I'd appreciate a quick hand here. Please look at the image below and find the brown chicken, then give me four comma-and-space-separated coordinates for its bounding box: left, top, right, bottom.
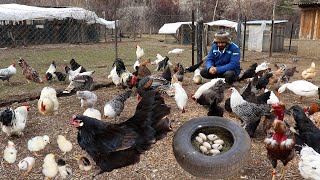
136, 59, 151, 80
268, 67, 284, 89
18, 58, 43, 84
173, 63, 184, 82
264, 103, 295, 180
263, 103, 285, 136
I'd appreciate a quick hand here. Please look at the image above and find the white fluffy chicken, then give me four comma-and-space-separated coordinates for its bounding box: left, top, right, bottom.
108, 66, 121, 86
3, 141, 17, 164
172, 76, 188, 113
57, 135, 73, 155
76, 90, 97, 108
0, 104, 29, 137
168, 48, 184, 55
42, 154, 59, 180
298, 145, 320, 180
134, 45, 144, 71
38, 87, 59, 115
192, 78, 225, 100
18, 157, 35, 179
57, 159, 72, 179
83, 108, 102, 120
28, 135, 50, 157
0, 63, 16, 85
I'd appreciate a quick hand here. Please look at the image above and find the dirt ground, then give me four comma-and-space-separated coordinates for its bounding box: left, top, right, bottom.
0, 38, 317, 180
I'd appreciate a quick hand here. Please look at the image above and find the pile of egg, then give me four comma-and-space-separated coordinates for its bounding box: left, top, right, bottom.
194, 133, 225, 156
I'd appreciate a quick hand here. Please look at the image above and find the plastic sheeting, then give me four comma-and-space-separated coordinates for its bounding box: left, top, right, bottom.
158, 22, 193, 34
205, 20, 243, 32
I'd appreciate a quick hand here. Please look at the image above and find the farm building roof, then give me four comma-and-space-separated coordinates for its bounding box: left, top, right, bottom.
294, 2, 320, 8
158, 22, 194, 34
0, 3, 116, 28
246, 20, 288, 25
205, 20, 242, 31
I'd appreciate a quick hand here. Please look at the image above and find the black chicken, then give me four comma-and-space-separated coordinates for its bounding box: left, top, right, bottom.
70, 58, 86, 73
71, 91, 172, 177
237, 63, 258, 82
162, 67, 172, 82
156, 56, 170, 71
207, 98, 224, 117
54, 71, 67, 81
289, 105, 320, 153
185, 60, 203, 73
256, 73, 273, 91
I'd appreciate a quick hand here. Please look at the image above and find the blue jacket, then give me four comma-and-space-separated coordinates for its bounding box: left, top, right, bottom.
206, 42, 241, 75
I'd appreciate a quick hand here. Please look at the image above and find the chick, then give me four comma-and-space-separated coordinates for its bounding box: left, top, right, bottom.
42, 154, 58, 180
74, 155, 92, 172
18, 157, 35, 179
3, 141, 17, 164
57, 159, 72, 179
57, 135, 73, 155
27, 135, 50, 157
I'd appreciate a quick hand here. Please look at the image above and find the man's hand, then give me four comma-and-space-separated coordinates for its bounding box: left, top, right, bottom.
209, 67, 217, 74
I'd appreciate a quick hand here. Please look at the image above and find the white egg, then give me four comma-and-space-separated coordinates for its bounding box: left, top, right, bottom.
207, 134, 219, 141
202, 142, 211, 150
198, 133, 207, 141
212, 144, 223, 150
214, 139, 224, 145
199, 146, 208, 153
195, 136, 203, 144
209, 149, 221, 156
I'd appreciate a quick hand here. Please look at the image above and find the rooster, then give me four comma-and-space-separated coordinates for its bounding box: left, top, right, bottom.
18, 58, 43, 84
103, 90, 132, 120
71, 90, 172, 177
0, 104, 29, 137
0, 63, 16, 85
264, 104, 295, 180
38, 87, 59, 115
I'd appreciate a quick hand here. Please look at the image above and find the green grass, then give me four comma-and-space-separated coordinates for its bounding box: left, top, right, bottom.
0, 35, 193, 100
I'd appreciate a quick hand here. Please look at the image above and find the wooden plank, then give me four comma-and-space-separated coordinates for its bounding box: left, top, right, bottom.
299, 10, 305, 39
309, 10, 316, 39
315, 10, 320, 40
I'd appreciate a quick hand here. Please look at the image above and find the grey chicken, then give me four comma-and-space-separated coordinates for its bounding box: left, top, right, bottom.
0, 64, 16, 85
173, 63, 184, 82
76, 91, 97, 108
103, 90, 132, 120
137, 76, 173, 100
63, 75, 94, 94
196, 79, 225, 106
281, 67, 298, 83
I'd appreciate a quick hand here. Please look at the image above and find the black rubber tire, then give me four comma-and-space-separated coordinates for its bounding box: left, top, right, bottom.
172, 116, 251, 179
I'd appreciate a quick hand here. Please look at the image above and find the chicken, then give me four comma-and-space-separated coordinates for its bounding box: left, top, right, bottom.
268, 65, 285, 88
65, 65, 81, 81
42, 154, 59, 180
137, 76, 173, 100
263, 103, 286, 136
57, 135, 73, 155
112, 58, 136, 88
0, 63, 16, 85
237, 63, 257, 82
74, 155, 92, 172
253, 73, 273, 93
53, 71, 67, 81
173, 63, 184, 82
185, 59, 205, 73
298, 145, 320, 180
70, 58, 86, 73
264, 116, 295, 180
18, 157, 35, 179
136, 45, 144, 60
63, 75, 94, 94
156, 56, 170, 71
172, 78, 188, 113
83, 108, 102, 120
230, 87, 271, 137
45, 61, 57, 81
27, 135, 50, 157
135, 59, 151, 80
192, 78, 225, 100
151, 53, 164, 65
168, 48, 184, 55
18, 58, 43, 84
196, 79, 225, 106
301, 62, 316, 80
57, 159, 72, 179
76, 90, 97, 108
255, 61, 270, 75
103, 90, 132, 120
38, 87, 59, 115
305, 102, 320, 116
162, 66, 172, 82
71, 90, 172, 177
265, 89, 279, 105
207, 98, 224, 117
0, 104, 29, 137
281, 66, 298, 83
108, 66, 121, 86
193, 68, 204, 84
3, 141, 17, 164
289, 105, 320, 153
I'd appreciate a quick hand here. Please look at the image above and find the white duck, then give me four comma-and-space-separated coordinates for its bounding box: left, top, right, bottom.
298, 145, 320, 180
278, 80, 319, 99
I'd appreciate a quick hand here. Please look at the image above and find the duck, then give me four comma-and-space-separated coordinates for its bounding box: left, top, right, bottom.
278, 80, 319, 100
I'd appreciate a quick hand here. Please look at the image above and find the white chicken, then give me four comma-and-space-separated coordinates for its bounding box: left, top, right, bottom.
42, 154, 59, 179
298, 145, 320, 180
0, 64, 16, 85
38, 87, 59, 115
57, 135, 73, 155
168, 48, 184, 55
76, 90, 97, 108
3, 141, 17, 164
152, 54, 165, 65
57, 159, 72, 179
192, 78, 225, 100
265, 89, 279, 105
255, 61, 270, 73
83, 108, 102, 120
27, 135, 50, 157
45, 61, 57, 81
0, 104, 29, 137
193, 68, 204, 84
172, 81, 188, 113
134, 45, 144, 71
301, 62, 317, 80
108, 66, 121, 86
18, 157, 35, 179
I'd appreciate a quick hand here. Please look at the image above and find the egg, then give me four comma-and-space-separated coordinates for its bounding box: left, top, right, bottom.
199, 146, 208, 153
212, 144, 223, 150
198, 133, 207, 141
209, 149, 221, 156
202, 142, 211, 149
214, 139, 224, 145
207, 134, 219, 141
195, 136, 203, 144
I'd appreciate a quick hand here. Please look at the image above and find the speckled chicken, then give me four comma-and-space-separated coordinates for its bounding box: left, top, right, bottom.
103, 90, 132, 120
137, 76, 173, 100
196, 79, 225, 106
18, 58, 43, 84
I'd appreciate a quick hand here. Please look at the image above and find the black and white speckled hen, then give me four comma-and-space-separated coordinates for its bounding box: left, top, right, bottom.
71, 90, 171, 178
230, 87, 271, 137
103, 90, 132, 120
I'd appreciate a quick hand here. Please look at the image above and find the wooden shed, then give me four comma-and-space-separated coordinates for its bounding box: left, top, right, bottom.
295, 2, 320, 57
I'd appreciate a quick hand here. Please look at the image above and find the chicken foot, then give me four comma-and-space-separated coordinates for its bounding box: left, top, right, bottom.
271, 168, 277, 180
33, 152, 42, 157
280, 165, 287, 179
17, 165, 33, 180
